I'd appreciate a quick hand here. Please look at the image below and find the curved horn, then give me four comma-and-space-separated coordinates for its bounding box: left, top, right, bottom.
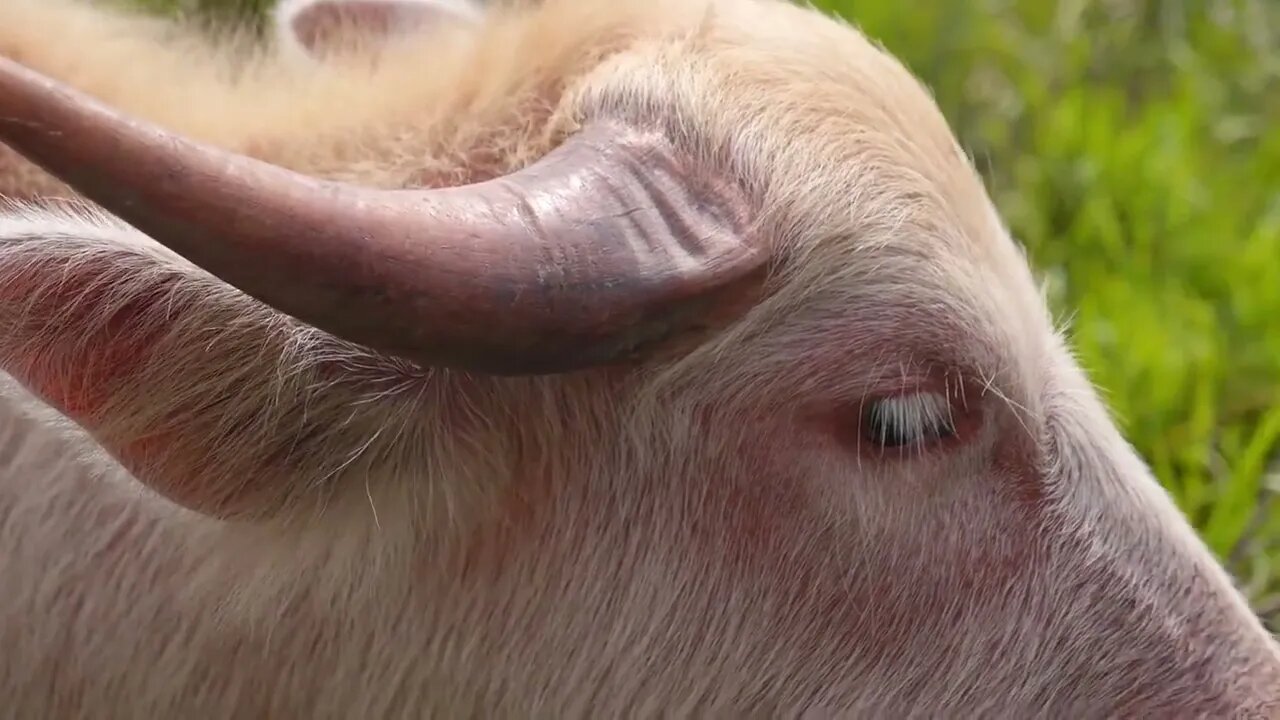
0, 57, 764, 375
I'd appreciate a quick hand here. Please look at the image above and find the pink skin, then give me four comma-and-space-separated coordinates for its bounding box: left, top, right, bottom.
0, 261, 166, 440
279, 0, 481, 58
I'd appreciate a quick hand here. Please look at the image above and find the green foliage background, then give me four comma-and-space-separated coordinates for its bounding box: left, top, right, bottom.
127, 0, 1280, 626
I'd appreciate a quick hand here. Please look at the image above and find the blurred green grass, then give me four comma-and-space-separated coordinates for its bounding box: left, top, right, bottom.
131, 0, 1280, 625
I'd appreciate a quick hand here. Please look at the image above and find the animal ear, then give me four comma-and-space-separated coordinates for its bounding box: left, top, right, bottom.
275, 0, 483, 59
0, 209, 393, 522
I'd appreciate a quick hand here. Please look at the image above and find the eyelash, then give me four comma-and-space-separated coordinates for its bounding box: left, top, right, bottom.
860, 391, 956, 450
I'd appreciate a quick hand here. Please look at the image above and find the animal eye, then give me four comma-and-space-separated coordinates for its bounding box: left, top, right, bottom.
861, 392, 955, 450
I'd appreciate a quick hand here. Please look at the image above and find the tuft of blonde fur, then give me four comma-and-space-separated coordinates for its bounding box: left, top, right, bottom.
0, 0, 1277, 716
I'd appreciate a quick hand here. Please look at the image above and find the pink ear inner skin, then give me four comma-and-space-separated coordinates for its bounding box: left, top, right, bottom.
289, 1, 470, 54
291, 2, 399, 50
1, 263, 273, 517
1, 258, 399, 518
0, 261, 175, 473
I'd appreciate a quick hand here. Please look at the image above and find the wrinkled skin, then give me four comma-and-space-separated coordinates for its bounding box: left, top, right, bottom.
0, 0, 1277, 716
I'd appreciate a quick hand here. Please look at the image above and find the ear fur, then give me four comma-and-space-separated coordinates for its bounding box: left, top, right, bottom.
0, 207, 397, 522
274, 0, 484, 60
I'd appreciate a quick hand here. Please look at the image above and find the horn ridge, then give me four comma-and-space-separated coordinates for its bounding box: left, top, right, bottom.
0, 56, 764, 375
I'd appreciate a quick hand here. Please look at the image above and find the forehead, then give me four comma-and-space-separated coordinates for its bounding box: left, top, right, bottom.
664, 2, 1055, 388
680, 3, 1011, 254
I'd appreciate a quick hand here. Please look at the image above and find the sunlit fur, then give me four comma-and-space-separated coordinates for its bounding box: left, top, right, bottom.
1, 0, 1278, 715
